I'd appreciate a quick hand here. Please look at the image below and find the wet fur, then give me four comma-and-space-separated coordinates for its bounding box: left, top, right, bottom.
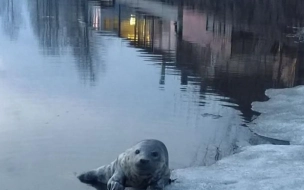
78, 139, 171, 190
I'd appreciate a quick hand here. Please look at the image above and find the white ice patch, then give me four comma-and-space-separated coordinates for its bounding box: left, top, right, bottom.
166, 86, 304, 190
248, 85, 304, 144
168, 145, 304, 190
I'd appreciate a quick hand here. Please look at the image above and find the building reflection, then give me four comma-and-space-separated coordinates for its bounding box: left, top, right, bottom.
86, 2, 176, 54
84, 0, 304, 122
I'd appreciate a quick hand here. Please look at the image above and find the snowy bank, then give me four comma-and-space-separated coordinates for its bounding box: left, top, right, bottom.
168, 145, 304, 190
167, 86, 304, 190
248, 85, 304, 144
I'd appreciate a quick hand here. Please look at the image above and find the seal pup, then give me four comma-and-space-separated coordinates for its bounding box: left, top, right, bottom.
78, 139, 171, 190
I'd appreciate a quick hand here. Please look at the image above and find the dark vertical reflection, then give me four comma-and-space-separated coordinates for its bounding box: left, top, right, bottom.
27, 0, 63, 55
63, 0, 105, 85
0, 0, 23, 40
26, 0, 105, 85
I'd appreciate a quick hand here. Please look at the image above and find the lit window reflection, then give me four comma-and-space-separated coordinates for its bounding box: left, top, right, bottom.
91, 6, 101, 29
130, 14, 136, 25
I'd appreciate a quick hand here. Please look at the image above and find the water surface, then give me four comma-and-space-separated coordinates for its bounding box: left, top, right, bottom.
0, 0, 303, 189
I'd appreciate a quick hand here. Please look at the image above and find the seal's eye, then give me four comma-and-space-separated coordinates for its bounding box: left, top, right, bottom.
135, 150, 140, 154
151, 151, 158, 157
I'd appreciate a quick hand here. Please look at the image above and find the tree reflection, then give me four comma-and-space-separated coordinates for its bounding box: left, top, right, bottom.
27, 0, 105, 85
27, 0, 64, 55
0, 0, 23, 40
22, 0, 304, 116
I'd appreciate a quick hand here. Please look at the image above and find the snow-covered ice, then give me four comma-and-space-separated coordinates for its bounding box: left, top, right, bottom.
168, 85, 304, 190
248, 85, 304, 144
168, 145, 304, 190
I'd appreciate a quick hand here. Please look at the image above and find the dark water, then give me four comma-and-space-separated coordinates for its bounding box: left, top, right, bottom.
0, 0, 303, 189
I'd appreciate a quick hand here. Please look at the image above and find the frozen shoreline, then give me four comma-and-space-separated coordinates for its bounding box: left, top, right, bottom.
168, 85, 304, 190
249, 86, 304, 145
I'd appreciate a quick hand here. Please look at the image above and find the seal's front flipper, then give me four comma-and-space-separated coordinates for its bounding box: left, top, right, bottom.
107, 171, 125, 190
147, 178, 167, 190
78, 170, 99, 184
107, 180, 124, 190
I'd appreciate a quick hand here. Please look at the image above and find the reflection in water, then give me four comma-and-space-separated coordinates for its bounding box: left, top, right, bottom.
0, 0, 303, 189
27, 0, 67, 55
0, 0, 23, 40
27, 0, 106, 84
84, 0, 304, 121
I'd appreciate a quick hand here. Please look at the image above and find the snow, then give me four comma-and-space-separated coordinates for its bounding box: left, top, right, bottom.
168, 145, 304, 190
248, 86, 304, 145
167, 85, 304, 190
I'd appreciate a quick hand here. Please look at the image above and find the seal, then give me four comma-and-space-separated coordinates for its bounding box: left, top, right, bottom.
77, 139, 171, 190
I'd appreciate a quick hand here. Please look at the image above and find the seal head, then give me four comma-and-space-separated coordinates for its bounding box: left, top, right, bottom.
127, 139, 168, 175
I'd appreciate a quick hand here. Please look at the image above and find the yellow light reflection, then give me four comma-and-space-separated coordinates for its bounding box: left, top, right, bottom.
130, 15, 136, 25
120, 16, 152, 45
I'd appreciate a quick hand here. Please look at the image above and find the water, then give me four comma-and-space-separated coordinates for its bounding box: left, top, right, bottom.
0, 0, 303, 189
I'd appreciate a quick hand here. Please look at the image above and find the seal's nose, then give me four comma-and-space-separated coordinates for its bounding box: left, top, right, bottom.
140, 159, 150, 164
77, 173, 86, 182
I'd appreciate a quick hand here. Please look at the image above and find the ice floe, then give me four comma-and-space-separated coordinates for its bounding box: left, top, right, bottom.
248, 86, 304, 144
168, 145, 304, 190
